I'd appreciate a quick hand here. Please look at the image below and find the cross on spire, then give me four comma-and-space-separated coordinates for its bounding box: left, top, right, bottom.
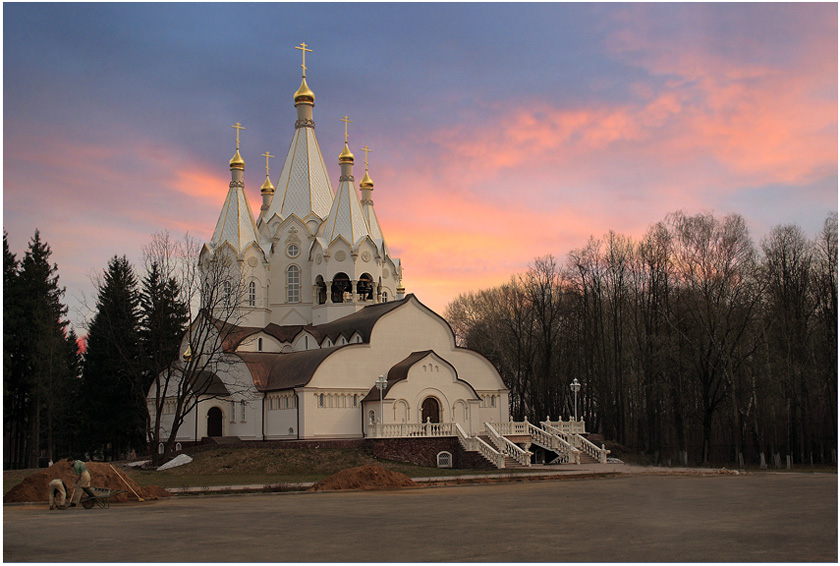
361, 145, 373, 170
340, 116, 352, 142
261, 151, 274, 176
295, 42, 312, 77
231, 122, 245, 149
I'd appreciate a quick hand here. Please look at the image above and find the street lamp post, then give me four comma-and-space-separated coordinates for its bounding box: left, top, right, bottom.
375, 374, 387, 433
570, 378, 581, 422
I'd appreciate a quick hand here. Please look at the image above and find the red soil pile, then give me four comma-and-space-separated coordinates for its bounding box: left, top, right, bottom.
309, 464, 416, 491
4, 460, 171, 504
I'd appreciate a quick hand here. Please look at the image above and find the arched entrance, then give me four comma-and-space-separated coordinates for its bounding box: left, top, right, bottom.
421, 397, 441, 424
207, 407, 223, 437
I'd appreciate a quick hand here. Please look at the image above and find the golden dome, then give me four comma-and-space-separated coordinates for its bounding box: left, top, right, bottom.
360, 170, 374, 189
294, 77, 315, 105
339, 142, 354, 163
260, 176, 275, 194
229, 149, 245, 171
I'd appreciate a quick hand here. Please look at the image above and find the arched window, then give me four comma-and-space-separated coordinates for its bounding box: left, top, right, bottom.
319, 393, 324, 407
258, 337, 263, 351
382, 291, 388, 303
358, 273, 374, 301
287, 265, 300, 303
223, 280, 231, 304
248, 281, 256, 307
353, 394, 358, 407
331, 272, 351, 303
315, 275, 327, 305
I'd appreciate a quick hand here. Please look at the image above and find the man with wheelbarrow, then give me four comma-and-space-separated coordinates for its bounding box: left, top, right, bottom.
66, 457, 93, 508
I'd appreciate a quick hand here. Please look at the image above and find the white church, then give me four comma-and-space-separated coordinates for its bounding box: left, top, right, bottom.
148, 45, 606, 468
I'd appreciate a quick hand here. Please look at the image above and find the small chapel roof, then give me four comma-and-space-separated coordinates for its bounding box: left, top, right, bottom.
360, 350, 480, 403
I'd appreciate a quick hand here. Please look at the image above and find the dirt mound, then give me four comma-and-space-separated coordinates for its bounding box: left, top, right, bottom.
309, 464, 417, 491
4, 460, 171, 504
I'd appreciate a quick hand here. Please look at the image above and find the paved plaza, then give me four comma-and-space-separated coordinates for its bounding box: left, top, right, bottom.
4, 472, 836, 562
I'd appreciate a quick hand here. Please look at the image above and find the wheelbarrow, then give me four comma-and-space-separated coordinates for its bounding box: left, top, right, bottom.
79, 486, 127, 509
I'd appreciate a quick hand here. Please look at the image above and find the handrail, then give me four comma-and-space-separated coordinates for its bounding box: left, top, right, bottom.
541, 418, 586, 435
485, 423, 532, 467
373, 420, 454, 438
541, 422, 579, 448
456, 423, 504, 468
527, 422, 581, 464
576, 434, 610, 464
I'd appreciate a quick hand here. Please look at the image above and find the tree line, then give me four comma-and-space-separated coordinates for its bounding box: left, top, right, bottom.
4, 230, 189, 468
446, 211, 837, 466
5, 230, 253, 469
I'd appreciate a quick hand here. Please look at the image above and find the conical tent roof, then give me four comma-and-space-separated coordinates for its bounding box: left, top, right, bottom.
210, 182, 261, 254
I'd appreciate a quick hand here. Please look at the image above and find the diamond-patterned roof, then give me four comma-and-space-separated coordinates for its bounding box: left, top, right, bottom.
266, 127, 334, 222
363, 203, 387, 256
322, 178, 370, 249
210, 182, 261, 255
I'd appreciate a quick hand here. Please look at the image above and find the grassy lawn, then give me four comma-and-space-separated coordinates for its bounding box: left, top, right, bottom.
4, 444, 516, 494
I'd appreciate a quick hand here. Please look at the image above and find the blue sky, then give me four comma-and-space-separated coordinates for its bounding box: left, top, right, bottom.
4, 3, 837, 331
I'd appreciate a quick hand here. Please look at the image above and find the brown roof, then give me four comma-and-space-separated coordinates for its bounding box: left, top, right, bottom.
188, 370, 230, 397
223, 295, 412, 352
239, 347, 342, 392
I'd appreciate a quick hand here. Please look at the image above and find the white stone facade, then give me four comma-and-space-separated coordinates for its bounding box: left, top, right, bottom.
148, 57, 509, 445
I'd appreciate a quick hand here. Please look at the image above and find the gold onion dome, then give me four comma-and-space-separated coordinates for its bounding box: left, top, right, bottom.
360, 170, 374, 189
229, 149, 245, 171
339, 142, 354, 163
294, 77, 315, 104
260, 176, 275, 194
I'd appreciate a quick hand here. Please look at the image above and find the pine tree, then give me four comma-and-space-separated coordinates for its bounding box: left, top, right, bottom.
4, 230, 75, 468
82, 255, 143, 460
139, 262, 189, 389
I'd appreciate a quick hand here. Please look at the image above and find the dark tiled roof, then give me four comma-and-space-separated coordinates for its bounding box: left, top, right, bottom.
361, 350, 433, 402
239, 347, 342, 391
223, 295, 414, 352
189, 370, 230, 396
311, 297, 408, 344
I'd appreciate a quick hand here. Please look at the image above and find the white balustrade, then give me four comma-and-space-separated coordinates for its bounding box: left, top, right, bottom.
371, 420, 455, 438
541, 417, 587, 435
456, 423, 505, 468
577, 434, 610, 464
485, 423, 532, 467
527, 421, 581, 464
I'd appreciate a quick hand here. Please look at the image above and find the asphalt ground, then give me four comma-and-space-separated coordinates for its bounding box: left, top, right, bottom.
4, 472, 836, 562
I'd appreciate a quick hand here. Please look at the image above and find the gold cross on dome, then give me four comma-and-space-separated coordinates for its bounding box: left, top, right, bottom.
231, 122, 245, 149
261, 151, 274, 176
340, 116, 352, 142
295, 42, 312, 77
361, 145, 373, 169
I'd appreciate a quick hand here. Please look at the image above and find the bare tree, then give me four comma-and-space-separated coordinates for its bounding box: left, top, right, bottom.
144, 233, 254, 465
667, 211, 762, 464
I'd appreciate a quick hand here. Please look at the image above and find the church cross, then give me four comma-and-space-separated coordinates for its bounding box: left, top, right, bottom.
340, 116, 352, 142
361, 145, 373, 169
261, 151, 274, 176
231, 122, 245, 149
295, 42, 313, 77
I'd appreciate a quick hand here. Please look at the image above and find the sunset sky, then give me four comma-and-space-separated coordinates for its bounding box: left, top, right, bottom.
4, 3, 837, 334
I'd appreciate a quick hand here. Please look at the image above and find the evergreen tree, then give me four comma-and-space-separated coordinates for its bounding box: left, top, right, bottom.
82, 255, 143, 460
4, 230, 75, 468
140, 262, 189, 389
